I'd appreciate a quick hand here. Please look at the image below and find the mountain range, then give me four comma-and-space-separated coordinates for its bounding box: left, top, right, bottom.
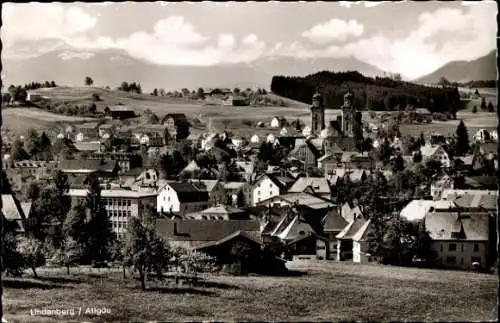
2, 46, 496, 92
416, 50, 497, 84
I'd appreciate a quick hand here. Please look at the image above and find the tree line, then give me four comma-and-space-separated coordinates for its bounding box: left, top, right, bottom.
270, 71, 463, 115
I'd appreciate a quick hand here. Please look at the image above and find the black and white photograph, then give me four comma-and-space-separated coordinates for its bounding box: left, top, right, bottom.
0, 1, 498, 322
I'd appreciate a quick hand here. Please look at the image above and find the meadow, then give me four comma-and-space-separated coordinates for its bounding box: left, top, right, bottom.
2, 260, 498, 322
3, 86, 497, 139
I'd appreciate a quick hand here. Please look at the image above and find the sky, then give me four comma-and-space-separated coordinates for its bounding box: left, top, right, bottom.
1, 1, 497, 79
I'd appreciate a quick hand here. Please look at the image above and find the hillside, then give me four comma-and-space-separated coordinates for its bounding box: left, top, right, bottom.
271, 71, 462, 114
416, 51, 497, 84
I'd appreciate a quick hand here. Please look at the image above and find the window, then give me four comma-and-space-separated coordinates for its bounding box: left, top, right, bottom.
461, 244, 464, 252
474, 243, 479, 252
446, 256, 456, 264
163, 196, 166, 201
128, 200, 131, 207
127, 211, 131, 217
448, 243, 456, 251
270, 183, 273, 188
258, 191, 261, 196
317, 245, 326, 250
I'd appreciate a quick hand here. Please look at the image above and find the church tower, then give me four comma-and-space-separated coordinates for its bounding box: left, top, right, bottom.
341, 89, 361, 137
311, 91, 325, 136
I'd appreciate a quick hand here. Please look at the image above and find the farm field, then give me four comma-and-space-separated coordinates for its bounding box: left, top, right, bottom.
3, 260, 497, 322
4, 86, 497, 139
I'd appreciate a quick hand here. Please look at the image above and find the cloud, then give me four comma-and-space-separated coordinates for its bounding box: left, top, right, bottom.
282, 4, 497, 79
1, 3, 97, 48
302, 19, 364, 44
339, 1, 387, 8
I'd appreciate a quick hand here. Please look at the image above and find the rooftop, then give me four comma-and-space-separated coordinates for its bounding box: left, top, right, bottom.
425, 212, 489, 241
68, 189, 157, 198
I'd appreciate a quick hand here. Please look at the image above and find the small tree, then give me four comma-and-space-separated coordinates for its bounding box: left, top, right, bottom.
480, 97, 487, 111
152, 88, 158, 96
123, 217, 170, 290
92, 93, 101, 101
487, 101, 495, 112
55, 237, 85, 275
455, 119, 470, 156
17, 236, 45, 278
2, 232, 25, 277
85, 76, 94, 87
236, 190, 245, 208
472, 105, 478, 113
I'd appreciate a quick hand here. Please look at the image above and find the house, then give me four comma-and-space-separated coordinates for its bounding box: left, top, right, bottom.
223, 182, 252, 207
287, 232, 327, 260
156, 182, 211, 215
352, 219, 381, 264
420, 144, 451, 167
26, 92, 42, 102
231, 95, 249, 106
270, 116, 286, 128
77, 122, 100, 139
317, 209, 349, 260
106, 106, 136, 120
190, 179, 227, 204
154, 218, 260, 249
425, 211, 491, 270
186, 204, 249, 220
288, 177, 332, 199
162, 113, 190, 141
430, 175, 455, 200
250, 134, 260, 143
67, 188, 157, 240
251, 174, 287, 206
59, 159, 120, 178
473, 129, 496, 143
399, 199, 457, 222
89, 151, 142, 173
335, 215, 367, 261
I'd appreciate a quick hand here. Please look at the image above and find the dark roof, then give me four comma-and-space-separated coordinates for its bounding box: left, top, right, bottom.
336, 217, 367, 239
454, 193, 497, 210
463, 176, 498, 190
155, 219, 260, 243
323, 209, 348, 232
194, 230, 262, 250
167, 182, 209, 202
60, 159, 117, 172
425, 212, 489, 241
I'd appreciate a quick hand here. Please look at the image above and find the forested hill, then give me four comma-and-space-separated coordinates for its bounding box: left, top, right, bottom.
270, 71, 462, 114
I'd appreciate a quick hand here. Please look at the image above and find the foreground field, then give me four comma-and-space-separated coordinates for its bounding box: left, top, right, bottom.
3, 261, 497, 322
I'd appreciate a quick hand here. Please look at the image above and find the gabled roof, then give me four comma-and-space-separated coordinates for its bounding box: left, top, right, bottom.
155, 219, 260, 244
454, 193, 497, 210
74, 142, 104, 152
323, 209, 349, 232
336, 217, 367, 240
194, 230, 262, 250
191, 179, 220, 193
165, 182, 210, 202
289, 177, 331, 195
425, 212, 489, 241
78, 122, 99, 129
276, 215, 314, 241
400, 200, 456, 222
352, 219, 376, 242
420, 144, 443, 158
2, 194, 26, 220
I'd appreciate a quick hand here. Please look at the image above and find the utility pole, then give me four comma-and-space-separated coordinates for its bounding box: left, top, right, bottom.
1, 95, 4, 322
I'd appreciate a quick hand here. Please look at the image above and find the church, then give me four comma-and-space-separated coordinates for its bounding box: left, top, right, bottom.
310, 89, 363, 155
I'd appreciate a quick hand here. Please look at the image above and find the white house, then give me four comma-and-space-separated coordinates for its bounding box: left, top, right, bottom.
302, 126, 312, 137
251, 174, 285, 206
473, 129, 497, 143
266, 134, 277, 144
270, 117, 281, 128
352, 219, 381, 264
250, 134, 260, 143
157, 182, 212, 215
420, 144, 451, 168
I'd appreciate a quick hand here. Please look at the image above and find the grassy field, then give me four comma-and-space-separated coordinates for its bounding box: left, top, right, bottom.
3, 260, 497, 322
4, 86, 497, 139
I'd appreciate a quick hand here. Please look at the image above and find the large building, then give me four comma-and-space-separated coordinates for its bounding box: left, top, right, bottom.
67, 189, 157, 240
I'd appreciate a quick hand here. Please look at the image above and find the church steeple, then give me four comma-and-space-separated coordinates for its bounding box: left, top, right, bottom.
311, 90, 325, 136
